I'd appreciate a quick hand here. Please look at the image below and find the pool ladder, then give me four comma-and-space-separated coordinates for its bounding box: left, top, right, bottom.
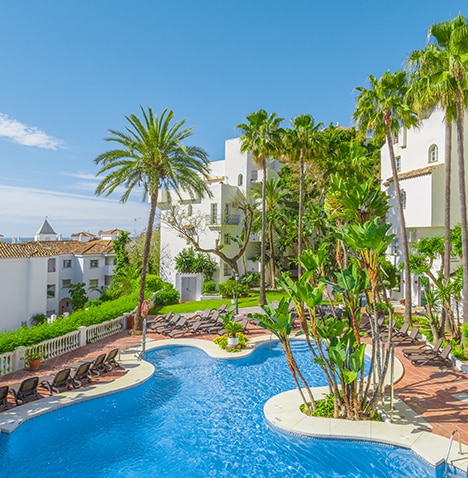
443, 430, 464, 477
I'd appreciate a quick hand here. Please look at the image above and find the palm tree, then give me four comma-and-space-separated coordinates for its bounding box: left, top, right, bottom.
237, 110, 284, 305
407, 41, 459, 333
95, 107, 211, 330
423, 15, 468, 322
354, 71, 418, 325
282, 114, 324, 277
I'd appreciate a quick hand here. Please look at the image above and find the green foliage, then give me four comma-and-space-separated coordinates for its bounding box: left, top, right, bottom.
112, 231, 130, 275
152, 284, 179, 306
241, 272, 260, 287
222, 312, 245, 337
145, 275, 165, 293
213, 332, 248, 352
174, 247, 217, 280
203, 280, 217, 295
29, 313, 47, 327
462, 323, 468, 349
302, 394, 335, 418
218, 279, 249, 299
0, 294, 138, 354
69, 282, 88, 310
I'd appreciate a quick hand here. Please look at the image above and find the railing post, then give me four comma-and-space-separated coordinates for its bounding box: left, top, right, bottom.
123, 313, 129, 330
15, 346, 26, 372
78, 326, 87, 347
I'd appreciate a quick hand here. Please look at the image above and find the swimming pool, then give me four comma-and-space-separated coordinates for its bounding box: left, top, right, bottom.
0, 341, 439, 477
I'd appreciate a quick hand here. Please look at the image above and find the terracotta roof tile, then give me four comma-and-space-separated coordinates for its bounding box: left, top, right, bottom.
0, 242, 52, 258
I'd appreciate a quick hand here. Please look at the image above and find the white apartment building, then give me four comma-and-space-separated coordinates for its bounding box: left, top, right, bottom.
159, 137, 281, 291
0, 220, 117, 331
381, 107, 466, 305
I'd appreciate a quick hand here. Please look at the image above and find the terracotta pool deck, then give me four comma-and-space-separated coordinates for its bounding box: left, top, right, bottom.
0, 318, 467, 450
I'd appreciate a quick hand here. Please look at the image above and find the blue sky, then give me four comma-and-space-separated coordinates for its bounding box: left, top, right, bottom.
0, 0, 466, 237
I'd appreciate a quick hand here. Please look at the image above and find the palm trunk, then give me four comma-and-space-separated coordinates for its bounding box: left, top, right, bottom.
268, 220, 275, 287
135, 191, 158, 331
456, 97, 468, 325
384, 117, 412, 325
297, 148, 304, 277
260, 159, 267, 305
441, 119, 452, 336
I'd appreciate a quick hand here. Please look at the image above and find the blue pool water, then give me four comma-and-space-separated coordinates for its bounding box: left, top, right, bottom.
0, 341, 440, 477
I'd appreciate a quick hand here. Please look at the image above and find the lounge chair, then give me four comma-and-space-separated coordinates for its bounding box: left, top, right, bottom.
71, 361, 92, 388
0, 385, 9, 409
40, 368, 73, 395
379, 323, 410, 340
403, 338, 443, 358
168, 319, 204, 338
10, 377, 39, 405
89, 353, 112, 376
105, 348, 121, 369
391, 326, 420, 346
410, 344, 453, 367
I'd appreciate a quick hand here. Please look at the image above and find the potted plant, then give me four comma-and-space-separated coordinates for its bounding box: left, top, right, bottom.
24, 347, 45, 371
222, 314, 244, 346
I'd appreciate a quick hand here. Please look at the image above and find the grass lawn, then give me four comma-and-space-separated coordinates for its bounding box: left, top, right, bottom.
152, 290, 287, 315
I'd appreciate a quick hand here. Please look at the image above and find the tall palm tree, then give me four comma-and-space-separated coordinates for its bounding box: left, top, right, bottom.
95, 107, 211, 330
237, 109, 284, 305
423, 15, 468, 322
354, 71, 418, 325
407, 41, 459, 333
282, 114, 324, 277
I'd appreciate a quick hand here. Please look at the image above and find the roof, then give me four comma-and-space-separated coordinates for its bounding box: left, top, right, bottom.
70, 231, 96, 237
22, 239, 115, 256
99, 229, 122, 235
383, 163, 443, 185
35, 218, 56, 235
0, 242, 52, 259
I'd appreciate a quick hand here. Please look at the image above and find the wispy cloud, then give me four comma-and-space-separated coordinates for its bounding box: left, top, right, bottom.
0, 185, 149, 237
0, 113, 63, 150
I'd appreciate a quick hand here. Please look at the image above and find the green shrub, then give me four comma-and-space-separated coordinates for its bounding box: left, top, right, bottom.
213, 332, 248, 352
0, 293, 138, 354
145, 275, 165, 293
29, 313, 48, 327
153, 284, 179, 306
218, 280, 249, 299
241, 272, 260, 287
203, 280, 217, 295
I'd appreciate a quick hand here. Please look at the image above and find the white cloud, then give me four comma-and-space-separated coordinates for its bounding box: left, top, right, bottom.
0, 185, 150, 237
0, 113, 63, 150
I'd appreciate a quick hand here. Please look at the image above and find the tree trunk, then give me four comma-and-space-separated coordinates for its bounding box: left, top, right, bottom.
441, 119, 452, 336
384, 117, 412, 325
297, 148, 304, 277
135, 191, 158, 331
268, 220, 276, 287
456, 97, 468, 324
260, 159, 267, 305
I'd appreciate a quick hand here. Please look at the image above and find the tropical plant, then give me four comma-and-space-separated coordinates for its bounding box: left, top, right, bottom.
282, 114, 324, 276
237, 109, 284, 304
95, 107, 212, 331
175, 247, 217, 280
222, 313, 244, 338
354, 70, 418, 325
112, 231, 131, 275
68, 282, 88, 311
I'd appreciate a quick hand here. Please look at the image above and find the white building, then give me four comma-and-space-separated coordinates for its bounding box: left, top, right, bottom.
381, 107, 465, 305
0, 220, 118, 331
159, 137, 281, 292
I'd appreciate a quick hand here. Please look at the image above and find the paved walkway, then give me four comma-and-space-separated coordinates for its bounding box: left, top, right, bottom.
0, 317, 467, 447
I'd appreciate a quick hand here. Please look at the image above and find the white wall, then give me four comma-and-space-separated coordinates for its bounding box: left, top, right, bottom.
0, 257, 48, 331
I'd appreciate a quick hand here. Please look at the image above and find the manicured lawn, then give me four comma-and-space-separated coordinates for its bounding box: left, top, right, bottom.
152, 290, 287, 315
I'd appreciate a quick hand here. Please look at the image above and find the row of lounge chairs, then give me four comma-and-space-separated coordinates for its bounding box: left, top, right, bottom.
0, 348, 121, 409
361, 315, 454, 368
147, 305, 249, 338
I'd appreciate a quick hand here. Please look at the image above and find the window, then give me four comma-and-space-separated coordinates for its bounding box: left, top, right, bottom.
401, 189, 407, 209
89, 279, 99, 289
63, 259, 72, 269
62, 279, 71, 288
105, 256, 116, 266
187, 204, 193, 216
48, 258, 56, 272
223, 262, 232, 277
90, 259, 99, 268
395, 156, 401, 172
238, 174, 243, 186
391, 238, 399, 256
224, 233, 231, 245
47, 284, 56, 298
210, 203, 218, 224
428, 144, 438, 163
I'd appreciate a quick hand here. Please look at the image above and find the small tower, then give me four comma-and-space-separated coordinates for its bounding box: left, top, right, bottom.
34, 218, 57, 242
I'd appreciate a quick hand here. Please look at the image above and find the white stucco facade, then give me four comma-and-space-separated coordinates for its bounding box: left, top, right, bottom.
381, 107, 468, 305
159, 137, 280, 290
